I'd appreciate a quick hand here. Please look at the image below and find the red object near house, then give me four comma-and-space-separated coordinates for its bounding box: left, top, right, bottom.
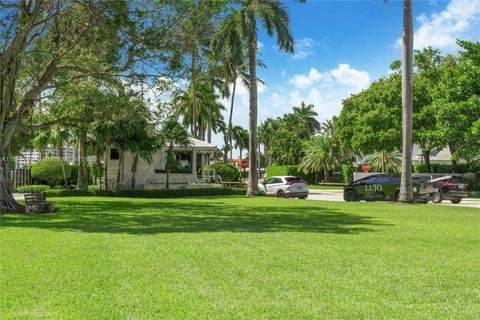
241, 159, 248, 169
362, 163, 371, 172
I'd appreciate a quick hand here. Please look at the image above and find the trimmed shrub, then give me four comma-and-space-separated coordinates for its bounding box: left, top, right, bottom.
15, 185, 50, 193
45, 187, 247, 198
266, 165, 318, 184
30, 157, 71, 187
413, 163, 472, 174
468, 191, 480, 198
204, 163, 240, 181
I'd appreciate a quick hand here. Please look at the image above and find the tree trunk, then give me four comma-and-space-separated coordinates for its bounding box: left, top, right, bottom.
57, 140, 68, 186
104, 143, 109, 189
246, 33, 259, 196
116, 149, 121, 186
323, 166, 330, 182
422, 149, 431, 173
77, 132, 88, 192
207, 117, 212, 143
191, 52, 197, 138
448, 144, 457, 172
399, 0, 414, 203
228, 80, 237, 162
95, 143, 103, 186
0, 152, 23, 213
381, 149, 385, 173
131, 154, 138, 189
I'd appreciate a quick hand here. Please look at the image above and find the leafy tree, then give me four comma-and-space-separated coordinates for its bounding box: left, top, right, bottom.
217, 0, 295, 195
160, 119, 190, 189
0, 0, 140, 211
433, 42, 480, 165
366, 150, 402, 173
412, 47, 445, 173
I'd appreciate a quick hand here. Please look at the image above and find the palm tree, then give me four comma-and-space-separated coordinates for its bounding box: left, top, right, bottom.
299, 135, 338, 182
216, 0, 294, 195
232, 126, 249, 162
399, 0, 414, 203
366, 150, 402, 173
293, 102, 320, 135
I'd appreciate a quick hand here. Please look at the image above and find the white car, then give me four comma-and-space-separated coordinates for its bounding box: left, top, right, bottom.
258, 176, 309, 199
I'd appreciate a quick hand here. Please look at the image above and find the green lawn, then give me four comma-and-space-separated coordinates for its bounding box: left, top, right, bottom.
1, 197, 479, 319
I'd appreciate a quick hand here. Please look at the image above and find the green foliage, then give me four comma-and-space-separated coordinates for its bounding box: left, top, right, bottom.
341, 165, 355, 184
204, 163, 240, 182
468, 191, 480, 198
44, 187, 246, 198
266, 165, 318, 184
30, 157, 72, 187
412, 163, 472, 174
15, 185, 51, 193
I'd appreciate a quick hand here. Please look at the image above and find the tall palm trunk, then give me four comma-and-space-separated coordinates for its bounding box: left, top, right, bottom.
246, 32, 259, 196
228, 79, 237, 162
399, 0, 414, 203
191, 53, 197, 138
78, 132, 88, 192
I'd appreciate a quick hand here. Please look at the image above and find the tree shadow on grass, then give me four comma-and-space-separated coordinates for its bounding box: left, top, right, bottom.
0, 199, 390, 235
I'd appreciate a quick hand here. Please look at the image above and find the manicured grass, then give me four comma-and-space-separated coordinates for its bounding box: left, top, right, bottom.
308, 184, 345, 190
1, 197, 479, 319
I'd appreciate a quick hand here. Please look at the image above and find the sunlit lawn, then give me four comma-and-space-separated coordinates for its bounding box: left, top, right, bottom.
1, 196, 479, 319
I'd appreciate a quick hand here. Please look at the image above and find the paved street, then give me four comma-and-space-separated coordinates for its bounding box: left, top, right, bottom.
307, 189, 480, 209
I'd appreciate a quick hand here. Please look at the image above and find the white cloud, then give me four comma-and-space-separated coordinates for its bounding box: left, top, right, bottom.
395, 0, 480, 50
329, 64, 370, 90
292, 37, 316, 60
288, 64, 369, 91
233, 77, 267, 96
280, 69, 286, 77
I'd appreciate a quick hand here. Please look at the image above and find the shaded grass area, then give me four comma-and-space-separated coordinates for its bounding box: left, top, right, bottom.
1, 197, 479, 319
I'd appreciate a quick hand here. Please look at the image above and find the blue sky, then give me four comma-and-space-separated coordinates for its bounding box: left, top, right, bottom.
211, 0, 480, 153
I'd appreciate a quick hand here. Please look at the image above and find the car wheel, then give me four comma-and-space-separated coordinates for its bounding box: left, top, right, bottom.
344, 190, 358, 202
450, 199, 462, 204
277, 190, 285, 198
432, 192, 443, 204
393, 191, 400, 202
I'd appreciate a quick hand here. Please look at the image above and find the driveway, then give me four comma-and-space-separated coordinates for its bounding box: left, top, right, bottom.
307, 189, 480, 209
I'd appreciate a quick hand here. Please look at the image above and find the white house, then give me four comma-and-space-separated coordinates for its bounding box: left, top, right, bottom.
105, 138, 217, 189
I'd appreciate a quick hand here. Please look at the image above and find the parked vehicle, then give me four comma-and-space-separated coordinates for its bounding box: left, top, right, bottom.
419, 174, 468, 204
343, 174, 437, 203
259, 176, 309, 199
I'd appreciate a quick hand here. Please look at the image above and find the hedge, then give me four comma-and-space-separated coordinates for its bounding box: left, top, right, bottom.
44, 187, 247, 198
413, 163, 478, 174
15, 185, 50, 193
468, 191, 480, 198
266, 165, 319, 184
204, 163, 240, 181
30, 157, 71, 186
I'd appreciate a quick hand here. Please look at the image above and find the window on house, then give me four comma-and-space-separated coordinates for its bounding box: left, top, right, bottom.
110, 148, 119, 160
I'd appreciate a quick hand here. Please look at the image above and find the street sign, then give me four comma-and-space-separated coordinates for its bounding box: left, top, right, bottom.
362, 163, 371, 172
241, 159, 248, 169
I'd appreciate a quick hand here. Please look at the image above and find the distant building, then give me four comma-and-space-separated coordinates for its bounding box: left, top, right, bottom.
14, 146, 76, 168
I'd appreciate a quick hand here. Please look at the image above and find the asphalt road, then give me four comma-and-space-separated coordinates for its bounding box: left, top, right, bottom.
307, 189, 480, 209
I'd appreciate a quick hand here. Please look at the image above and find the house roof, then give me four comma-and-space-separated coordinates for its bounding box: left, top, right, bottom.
189, 138, 217, 150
